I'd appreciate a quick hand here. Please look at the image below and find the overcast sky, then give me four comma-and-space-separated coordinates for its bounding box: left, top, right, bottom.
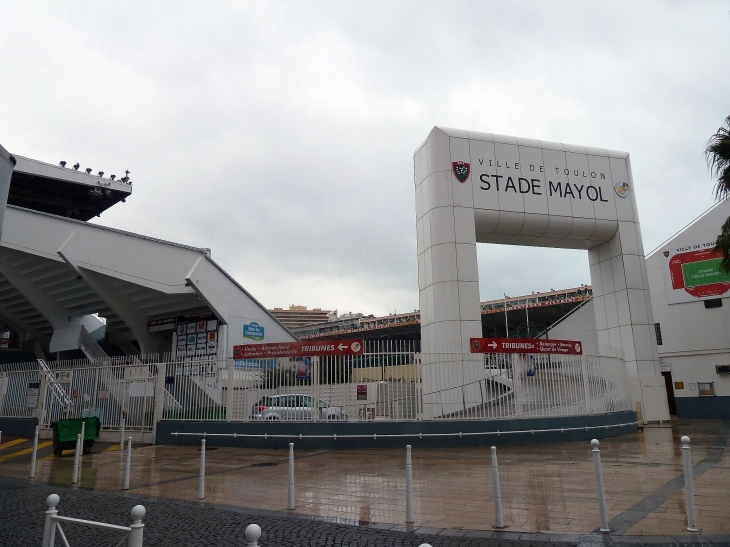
1, 1, 728, 317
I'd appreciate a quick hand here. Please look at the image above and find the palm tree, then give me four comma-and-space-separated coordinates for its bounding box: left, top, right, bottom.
706, 116, 730, 272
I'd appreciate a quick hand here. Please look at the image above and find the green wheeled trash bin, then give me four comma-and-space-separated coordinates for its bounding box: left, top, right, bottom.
52, 416, 100, 456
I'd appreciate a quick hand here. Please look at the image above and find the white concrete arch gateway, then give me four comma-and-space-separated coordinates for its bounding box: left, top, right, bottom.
414, 127, 669, 421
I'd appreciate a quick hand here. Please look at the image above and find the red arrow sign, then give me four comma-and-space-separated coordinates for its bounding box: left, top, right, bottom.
470, 337, 582, 355
233, 339, 364, 359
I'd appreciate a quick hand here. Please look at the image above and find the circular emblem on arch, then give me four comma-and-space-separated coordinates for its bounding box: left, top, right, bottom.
614, 181, 630, 198
452, 161, 470, 182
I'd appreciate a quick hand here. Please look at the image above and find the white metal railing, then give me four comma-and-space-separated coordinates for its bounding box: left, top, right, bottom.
38, 359, 73, 410
39, 359, 158, 431
158, 341, 630, 422
78, 327, 109, 363
0, 343, 632, 426
0, 363, 40, 418
0, 356, 159, 431
42, 494, 145, 547
172, 420, 639, 440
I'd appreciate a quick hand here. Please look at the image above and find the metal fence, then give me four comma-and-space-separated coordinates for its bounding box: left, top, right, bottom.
0, 356, 160, 433
0, 342, 632, 427
158, 341, 631, 422
159, 341, 420, 422
0, 363, 40, 418
39, 358, 159, 431
420, 346, 631, 420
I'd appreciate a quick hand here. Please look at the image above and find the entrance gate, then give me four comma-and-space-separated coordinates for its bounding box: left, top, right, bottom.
414, 127, 669, 421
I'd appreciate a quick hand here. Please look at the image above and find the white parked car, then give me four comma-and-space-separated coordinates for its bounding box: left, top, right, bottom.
250, 394, 348, 421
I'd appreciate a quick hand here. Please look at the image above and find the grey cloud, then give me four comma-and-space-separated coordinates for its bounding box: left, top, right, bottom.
1, 1, 727, 316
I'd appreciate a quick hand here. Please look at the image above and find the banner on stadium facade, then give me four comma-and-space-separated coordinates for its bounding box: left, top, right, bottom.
661, 241, 730, 304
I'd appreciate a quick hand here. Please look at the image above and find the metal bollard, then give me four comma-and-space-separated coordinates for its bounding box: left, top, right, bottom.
405, 444, 414, 524
42, 494, 60, 547
288, 443, 295, 510
29, 425, 40, 478
491, 446, 505, 528
128, 504, 146, 547
71, 433, 81, 484
245, 523, 261, 547
80, 421, 86, 456
198, 439, 206, 500
120, 417, 125, 452
591, 439, 610, 533
123, 437, 132, 490
681, 436, 698, 532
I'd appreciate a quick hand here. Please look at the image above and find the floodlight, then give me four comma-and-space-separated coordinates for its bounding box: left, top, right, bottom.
59, 161, 66, 167
85, 168, 92, 174
110, 175, 116, 180
73, 163, 80, 170
97, 171, 104, 177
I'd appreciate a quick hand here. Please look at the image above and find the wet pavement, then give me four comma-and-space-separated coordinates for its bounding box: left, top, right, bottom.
0, 418, 728, 544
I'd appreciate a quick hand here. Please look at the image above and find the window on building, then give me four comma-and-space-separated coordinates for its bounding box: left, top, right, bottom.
654, 323, 663, 346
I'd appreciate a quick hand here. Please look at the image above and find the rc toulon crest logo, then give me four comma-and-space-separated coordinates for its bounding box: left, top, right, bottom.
471, 339, 481, 351
452, 161, 470, 182
663, 251, 670, 257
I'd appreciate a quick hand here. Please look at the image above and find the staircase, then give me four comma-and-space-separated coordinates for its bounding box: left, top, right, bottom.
37, 358, 73, 410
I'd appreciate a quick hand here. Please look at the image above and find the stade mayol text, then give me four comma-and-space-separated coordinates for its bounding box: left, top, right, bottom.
478, 175, 611, 202
474, 160, 612, 202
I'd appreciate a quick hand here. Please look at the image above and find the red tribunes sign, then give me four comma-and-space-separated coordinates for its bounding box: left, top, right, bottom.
233, 339, 364, 359
470, 337, 583, 355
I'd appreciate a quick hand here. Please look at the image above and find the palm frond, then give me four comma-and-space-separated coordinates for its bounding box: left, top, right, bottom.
705, 115, 730, 200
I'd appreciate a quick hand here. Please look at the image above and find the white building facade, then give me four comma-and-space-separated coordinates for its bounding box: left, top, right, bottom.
646, 200, 730, 418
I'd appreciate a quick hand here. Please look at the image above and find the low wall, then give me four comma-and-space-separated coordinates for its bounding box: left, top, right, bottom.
156, 411, 637, 449
676, 396, 730, 419
0, 417, 38, 437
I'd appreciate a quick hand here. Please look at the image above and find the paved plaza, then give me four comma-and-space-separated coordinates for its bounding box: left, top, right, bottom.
0, 418, 728, 546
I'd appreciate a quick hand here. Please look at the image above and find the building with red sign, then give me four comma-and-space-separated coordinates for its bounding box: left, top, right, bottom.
645, 199, 730, 419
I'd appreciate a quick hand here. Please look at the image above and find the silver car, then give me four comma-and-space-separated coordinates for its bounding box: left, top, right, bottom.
250, 394, 347, 421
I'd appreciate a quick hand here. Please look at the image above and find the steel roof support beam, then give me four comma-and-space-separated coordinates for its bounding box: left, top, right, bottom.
0, 144, 15, 241
58, 232, 157, 354
0, 301, 44, 342
0, 249, 72, 330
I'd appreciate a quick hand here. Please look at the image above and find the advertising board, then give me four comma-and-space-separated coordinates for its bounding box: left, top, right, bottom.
661, 241, 730, 304
174, 310, 220, 361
